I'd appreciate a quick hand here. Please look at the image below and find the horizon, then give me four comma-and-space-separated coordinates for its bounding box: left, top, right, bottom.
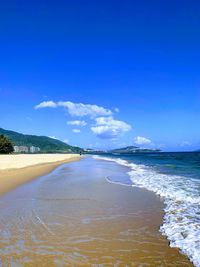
1, 126, 198, 153
0, 1, 199, 152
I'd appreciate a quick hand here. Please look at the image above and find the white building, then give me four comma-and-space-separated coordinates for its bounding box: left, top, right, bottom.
14, 146, 29, 153
14, 146, 40, 153
30, 146, 41, 153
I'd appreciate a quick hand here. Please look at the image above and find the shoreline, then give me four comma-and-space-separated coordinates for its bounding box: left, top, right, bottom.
0, 156, 193, 266
0, 154, 81, 195
95, 157, 194, 266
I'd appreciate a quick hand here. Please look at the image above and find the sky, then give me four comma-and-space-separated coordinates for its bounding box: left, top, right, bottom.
0, 0, 200, 151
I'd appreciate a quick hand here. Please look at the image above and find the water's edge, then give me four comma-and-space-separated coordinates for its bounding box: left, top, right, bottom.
93, 155, 200, 267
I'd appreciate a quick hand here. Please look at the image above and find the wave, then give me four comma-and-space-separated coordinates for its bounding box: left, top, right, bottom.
93, 155, 200, 267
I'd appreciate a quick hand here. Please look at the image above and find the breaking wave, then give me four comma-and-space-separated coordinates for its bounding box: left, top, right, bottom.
93, 155, 200, 267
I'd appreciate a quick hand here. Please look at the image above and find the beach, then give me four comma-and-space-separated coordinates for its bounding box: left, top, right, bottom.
0, 154, 80, 195
0, 156, 193, 266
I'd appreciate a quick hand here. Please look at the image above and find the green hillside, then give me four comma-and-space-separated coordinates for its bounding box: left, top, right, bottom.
0, 128, 83, 153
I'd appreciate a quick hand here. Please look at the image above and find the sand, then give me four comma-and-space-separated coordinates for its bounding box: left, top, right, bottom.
0, 157, 193, 266
0, 154, 80, 195
0, 154, 81, 170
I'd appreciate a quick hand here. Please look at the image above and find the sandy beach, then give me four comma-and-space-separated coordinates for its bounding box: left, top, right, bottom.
0, 154, 80, 195
0, 156, 193, 266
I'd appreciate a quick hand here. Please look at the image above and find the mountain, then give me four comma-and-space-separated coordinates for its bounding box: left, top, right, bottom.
0, 128, 83, 153
84, 146, 161, 155
109, 146, 139, 153
109, 146, 161, 154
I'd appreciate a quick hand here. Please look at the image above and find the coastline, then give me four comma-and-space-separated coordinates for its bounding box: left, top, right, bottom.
0, 154, 81, 195
0, 156, 193, 266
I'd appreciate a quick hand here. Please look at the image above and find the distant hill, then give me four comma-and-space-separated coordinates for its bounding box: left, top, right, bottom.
109, 146, 139, 153
84, 146, 161, 155
109, 146, 161, 154
0, 128, 83, 153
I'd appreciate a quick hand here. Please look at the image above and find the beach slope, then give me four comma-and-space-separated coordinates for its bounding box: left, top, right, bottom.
0, 154, 80, 195
0, 156, 193, 266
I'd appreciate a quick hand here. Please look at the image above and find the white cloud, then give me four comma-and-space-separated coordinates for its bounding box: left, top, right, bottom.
58, 101, 112, 117
67, 120, 87, 126
91, 116, 131, 139
72, 129, 81, 133
63, 139, 69, 144
34, 100, 131, 141
48, 136, 58, 140
35, 100, 113, 118
134, 136, 151, 145
35, 101, 57, 109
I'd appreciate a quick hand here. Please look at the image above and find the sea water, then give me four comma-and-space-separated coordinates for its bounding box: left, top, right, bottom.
93, 152, 200, 267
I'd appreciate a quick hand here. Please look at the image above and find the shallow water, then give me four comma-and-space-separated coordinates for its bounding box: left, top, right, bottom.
94, 152, 200, 267
0, 157, 192, 266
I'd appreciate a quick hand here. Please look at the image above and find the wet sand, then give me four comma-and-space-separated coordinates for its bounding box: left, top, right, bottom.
0, 154, 80, 195
0, 157, 193, 266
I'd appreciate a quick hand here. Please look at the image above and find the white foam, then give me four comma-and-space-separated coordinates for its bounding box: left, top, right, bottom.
93, 155, 200, 267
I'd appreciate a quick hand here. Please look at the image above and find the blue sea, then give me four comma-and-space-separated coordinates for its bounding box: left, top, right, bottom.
93, 152, 200, 267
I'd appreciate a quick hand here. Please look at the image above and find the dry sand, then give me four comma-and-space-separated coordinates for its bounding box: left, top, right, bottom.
0, 154, 81, 170
0, 154, 80, 195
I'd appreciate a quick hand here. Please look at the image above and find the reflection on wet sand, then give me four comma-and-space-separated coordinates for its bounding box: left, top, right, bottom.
0, 157, 193, 266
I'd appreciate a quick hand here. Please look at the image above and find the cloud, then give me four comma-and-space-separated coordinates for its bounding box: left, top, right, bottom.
72, 129, 81, 133
35, 101, 57, 109
134, 136, 151, 145
48, 136, 58, 139
58, 101, 112, 117
63, 139, 69, 144
91, 116, 131, 139
35, 100, 113, 118
34, 100, 131, 140
67, 120, 87, 126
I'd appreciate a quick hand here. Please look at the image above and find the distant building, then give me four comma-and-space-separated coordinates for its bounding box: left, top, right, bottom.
14, 146, 29, 153
83, 148, 94, 152
14, 145, 40, 153
14, 146, 19, 153
30, 146, 40, 153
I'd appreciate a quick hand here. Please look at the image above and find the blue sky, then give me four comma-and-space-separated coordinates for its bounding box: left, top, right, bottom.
0, 0, 199, 151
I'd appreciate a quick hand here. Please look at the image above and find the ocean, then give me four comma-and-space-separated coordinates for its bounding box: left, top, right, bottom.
93, 152, 200, 267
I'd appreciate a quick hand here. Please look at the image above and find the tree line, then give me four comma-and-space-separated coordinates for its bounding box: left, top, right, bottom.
0, 135, 14, 154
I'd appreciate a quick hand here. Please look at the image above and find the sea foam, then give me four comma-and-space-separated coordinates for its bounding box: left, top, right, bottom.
93, 155, 200, 267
